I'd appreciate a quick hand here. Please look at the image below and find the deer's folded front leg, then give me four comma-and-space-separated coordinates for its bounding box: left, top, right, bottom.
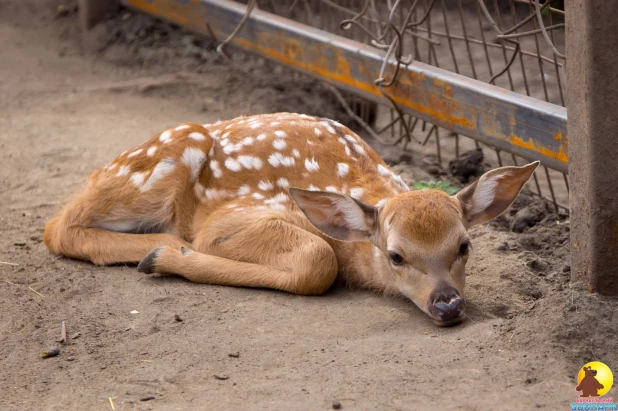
138, 210, 339, 295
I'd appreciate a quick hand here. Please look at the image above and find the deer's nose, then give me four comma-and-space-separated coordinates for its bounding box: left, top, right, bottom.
431, 292, 465, 322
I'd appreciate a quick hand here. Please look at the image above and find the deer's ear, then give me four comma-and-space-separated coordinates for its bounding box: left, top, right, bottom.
289, 188, 378, 242
455, 161, 539, 227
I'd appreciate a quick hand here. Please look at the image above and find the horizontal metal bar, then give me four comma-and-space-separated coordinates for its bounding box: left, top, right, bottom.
122, 0, 568, 173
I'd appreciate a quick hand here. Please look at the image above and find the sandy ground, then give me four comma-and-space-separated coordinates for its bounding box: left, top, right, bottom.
1, 2, 617, 410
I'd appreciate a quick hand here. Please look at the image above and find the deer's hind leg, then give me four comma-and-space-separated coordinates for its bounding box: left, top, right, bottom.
137, 209, 338, 295
44, 127, 213, 265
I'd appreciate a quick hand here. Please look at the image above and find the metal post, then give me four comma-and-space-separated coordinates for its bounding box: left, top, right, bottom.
78, 0, 118, 31
566, 2, 618, 295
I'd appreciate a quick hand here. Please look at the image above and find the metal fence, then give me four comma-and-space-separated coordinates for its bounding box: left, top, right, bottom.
250, 0, 568, 211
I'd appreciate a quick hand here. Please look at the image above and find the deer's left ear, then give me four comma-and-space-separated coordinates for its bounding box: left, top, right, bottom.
455, 161, 539, 227
289, 188, 378, 242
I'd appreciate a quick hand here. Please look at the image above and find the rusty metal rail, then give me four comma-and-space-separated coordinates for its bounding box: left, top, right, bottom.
122, 0, 568, 174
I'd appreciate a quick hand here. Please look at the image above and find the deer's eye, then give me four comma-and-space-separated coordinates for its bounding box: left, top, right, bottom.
459, 241, 470, 257
388, 251, 404, 266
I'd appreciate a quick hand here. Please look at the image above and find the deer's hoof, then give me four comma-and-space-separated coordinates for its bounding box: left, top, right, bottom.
137, 247, 165, 274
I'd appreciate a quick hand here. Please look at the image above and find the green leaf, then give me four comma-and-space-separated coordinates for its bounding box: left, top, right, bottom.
412, 180, 460, 195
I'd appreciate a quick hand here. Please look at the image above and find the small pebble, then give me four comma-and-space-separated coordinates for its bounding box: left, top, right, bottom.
140, 396, 155, 402
214, 374, 229, 380
41, 346, 60, 358
174, 314, 183, 322
228, 352, 240, 358
332, 400, 342, 409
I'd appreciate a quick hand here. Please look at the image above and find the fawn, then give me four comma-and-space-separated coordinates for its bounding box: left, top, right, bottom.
44, 112, 538, 326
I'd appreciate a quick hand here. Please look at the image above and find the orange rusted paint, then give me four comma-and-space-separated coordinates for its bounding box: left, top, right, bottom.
123, 0, 568, 172
124, 0, 197, 25
510, 135, 569, 163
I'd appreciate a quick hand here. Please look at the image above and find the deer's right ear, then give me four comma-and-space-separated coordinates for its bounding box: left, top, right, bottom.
289, 188, 378, 242
455, 161, 539, 227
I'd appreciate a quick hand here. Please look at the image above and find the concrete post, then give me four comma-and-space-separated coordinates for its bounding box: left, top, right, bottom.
566, 1, 618, 295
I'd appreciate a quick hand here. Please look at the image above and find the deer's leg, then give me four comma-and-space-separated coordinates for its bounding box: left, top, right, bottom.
44, 170, 196, 266
44, 206, 191, 265
137, 211, 339, 295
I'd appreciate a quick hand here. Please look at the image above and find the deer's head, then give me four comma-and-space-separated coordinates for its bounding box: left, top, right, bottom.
290, 162, 539, 326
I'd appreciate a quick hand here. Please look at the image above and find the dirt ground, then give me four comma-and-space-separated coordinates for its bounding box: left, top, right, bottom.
1, 2, 617, 410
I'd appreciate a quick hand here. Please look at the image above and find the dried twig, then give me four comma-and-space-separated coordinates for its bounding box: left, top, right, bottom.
0, 261, 19, 266
60, 321, 67, 344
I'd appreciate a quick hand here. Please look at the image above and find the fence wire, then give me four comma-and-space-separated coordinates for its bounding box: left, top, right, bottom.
233, 0, 568, 211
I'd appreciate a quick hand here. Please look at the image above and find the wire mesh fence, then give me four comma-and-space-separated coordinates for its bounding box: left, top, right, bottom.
241, 0, 568, 211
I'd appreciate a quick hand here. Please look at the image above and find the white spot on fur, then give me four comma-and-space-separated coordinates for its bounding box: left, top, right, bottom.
250, 122, 263, 129
237, 185, 251, 196
350, 187, 364, 199
225, 124, 233, 130
307, 140, 315, 146
377, 164, 391, 177
141, 159, 176, 192
258, 180, 274, 191
314, 128, 322, 137
292, 149, 300, 158
222, 131, 231, 139
264, 193, 289, 205
276, 178, 289, 188
337, 137, 347, 145
353, 143, 365, 155
344, 135, 356, 144
194, 182, 205, 199
391, 174, 410, 191
307, 184, 320, 191
344, 146, 352, 157
128, 149, 143, 158
337, 163, 350, 177
181, 147, 206, 180
252, 193, 265, 200
147, 146, 157, 157
189, 132, 206, 141
205, 188, 233, 201
175, 125, 190, 131
273, 139, 287, 150
270, 121, 280, 126
256, 133, 267, 141
304, 157, 320, 172
220, 138, 230, 147
299, 114, 314, 120
325, 186, 338, 193
321, 121, 336, 134
116, 166, 130, 177
130, 172, 146, 187
223, 143, 243, 155
224, 157, 242, 172
225, 203, 237, 209
241, 137, 254, 146
106, 163, 117, 171
268, 153, 295, 168
236, 155, 263, 170
274, 130, 287, 138
209, 130, 220, 140
159, 130, 172, 143
210, 160, 222, 178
